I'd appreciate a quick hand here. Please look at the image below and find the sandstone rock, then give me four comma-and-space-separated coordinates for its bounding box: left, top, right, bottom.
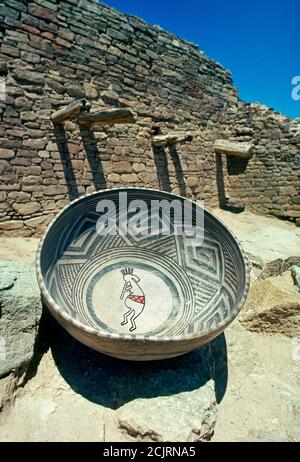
15, 96, 33, 110
17, 166, 41, 176
0, 261, 43, 378
0, 373, 19, 412
117, 381, 216, 442
23, 139, 46, 150
1, 44, 20, 58
20, 51, 40, 64
68, 143, 80, 155
0, 221, 24, 231
138, 172, 157, 183
240, 271, 300, 337
291, 195, 300, 205
12, 202, 41, 216
101, 89, 119, 105
12, 69, 45, 85
58, 28, 75, 42
0, 149, 15, 160
43, 185, 67, 196
46, 78, 64, 93
0, 160, 12, 174
71, 160, 84, 171
114, 161, 132, 173
8, 191, 31, 203
107, 173, 120, 183
24, 215, 53, 235
84, 83, 98, 99
259, 257, 300, 279
118, 382, 216, 442
65, 84, 85, 99
132, 163, 145, 173
28, 4, 57, 23
21, 175, 42, 186
38, 150, 49, 159
186, 177, 199, 187
120, 173, 138, 183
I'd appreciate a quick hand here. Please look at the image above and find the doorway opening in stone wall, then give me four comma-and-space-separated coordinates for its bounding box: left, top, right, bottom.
153, 144, 187, 196
215, 153, 245, 213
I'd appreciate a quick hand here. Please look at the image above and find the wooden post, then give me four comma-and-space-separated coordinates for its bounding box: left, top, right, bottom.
151, 132, 193, 147
214, 139, 253, 159
77, 108, 136, 126
51, 99, 86, 124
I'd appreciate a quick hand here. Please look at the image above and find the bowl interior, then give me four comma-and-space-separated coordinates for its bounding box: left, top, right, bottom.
39, 189, 248, 338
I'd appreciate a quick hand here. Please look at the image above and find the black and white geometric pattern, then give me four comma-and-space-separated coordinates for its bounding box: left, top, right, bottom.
42, 190, 249, 338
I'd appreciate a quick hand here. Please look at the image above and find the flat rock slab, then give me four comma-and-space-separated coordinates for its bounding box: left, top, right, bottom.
117, 382, 216, 442
0, 261, 42, 378
213, 209, 300, 264
213, 322, 300, 442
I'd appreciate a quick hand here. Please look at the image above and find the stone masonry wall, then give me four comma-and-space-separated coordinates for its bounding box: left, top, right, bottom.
217, 103, 300, 223
0, 0, 299, 236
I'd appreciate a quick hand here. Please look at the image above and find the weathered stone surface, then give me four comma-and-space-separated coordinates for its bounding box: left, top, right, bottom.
0, 373, 19, 412
23, 139, 46, 150
214, 139, 253, 159
114, 161, 131, 174
12, 202, 41, 216
107, 173, 120, 182
0, 149, 15, 160
292, 266, 300, 291
212, 322, 300, 442
259, 257, 300, 279
1, 44, 20, 58
12, 69, 45, 85
101, 89, 119, 105
0, 261, 43, 378
43, 185, 67, 196
240, 271, 300, 337
117, 383, 216, 442
0, 192, 7, 202
120, 173, 138, 183
84, 82, 98, 99
28, 4, 58, 23
186, 176, 199, 187
8, 191, 31, 203
0, 221, 24, 231
24, 214, 53, 235
22, 175, 42, 186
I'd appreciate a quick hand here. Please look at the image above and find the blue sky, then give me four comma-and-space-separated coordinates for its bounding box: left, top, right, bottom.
101, 0, 300, 119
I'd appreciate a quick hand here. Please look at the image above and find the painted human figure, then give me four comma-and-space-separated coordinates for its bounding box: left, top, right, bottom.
120, 268, 145, 332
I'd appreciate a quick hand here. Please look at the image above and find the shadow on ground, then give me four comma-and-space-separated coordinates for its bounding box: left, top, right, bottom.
37, 309, 228, 410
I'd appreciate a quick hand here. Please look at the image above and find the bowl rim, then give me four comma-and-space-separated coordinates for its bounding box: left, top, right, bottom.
36, 187, 251, 343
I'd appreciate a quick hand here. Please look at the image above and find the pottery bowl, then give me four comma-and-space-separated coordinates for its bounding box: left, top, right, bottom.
36, 188, 250, 361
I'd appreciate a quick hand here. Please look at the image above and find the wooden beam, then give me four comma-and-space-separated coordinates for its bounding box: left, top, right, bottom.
78, 108, 136, 126
51, 99, 86, 124
214, 139, 253, 159
152, 132, 193, 147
